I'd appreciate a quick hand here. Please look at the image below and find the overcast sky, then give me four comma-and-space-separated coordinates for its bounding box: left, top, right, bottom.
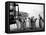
17, 3, 43, 19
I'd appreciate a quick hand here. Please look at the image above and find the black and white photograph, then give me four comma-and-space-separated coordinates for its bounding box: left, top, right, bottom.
5, 1, 45, 33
